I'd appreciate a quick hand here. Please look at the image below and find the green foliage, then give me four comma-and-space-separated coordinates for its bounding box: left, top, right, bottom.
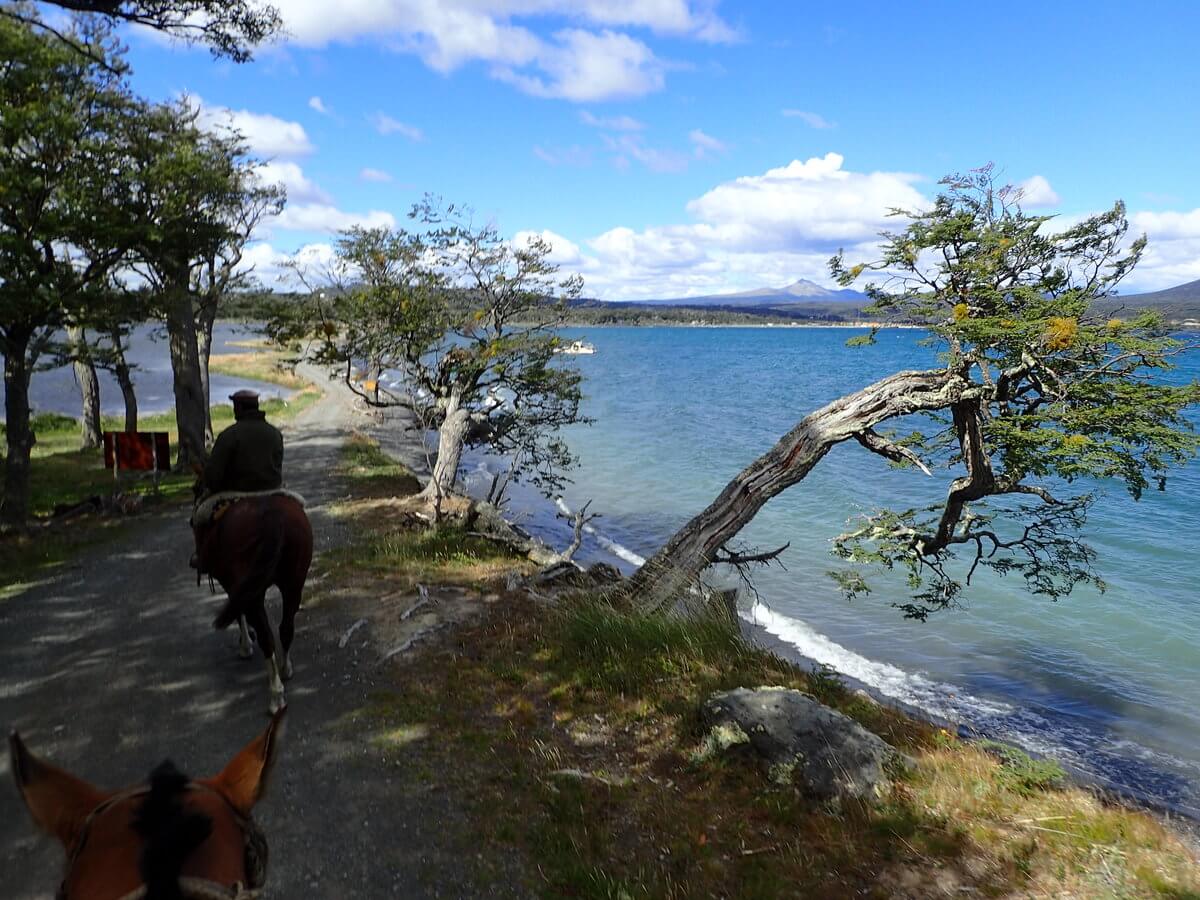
17, 1, 284, 64
269, 199, 589, 496
977, 740, 1066, 795
827, 165, 1200, 618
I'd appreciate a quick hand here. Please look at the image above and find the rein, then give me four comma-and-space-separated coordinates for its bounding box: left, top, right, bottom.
58, 783, 268, 900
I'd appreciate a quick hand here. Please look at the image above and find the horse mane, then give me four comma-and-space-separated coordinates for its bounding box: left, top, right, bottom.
133, 760, 213, 900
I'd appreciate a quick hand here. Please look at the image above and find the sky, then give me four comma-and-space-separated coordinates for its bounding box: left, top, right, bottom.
97, 0, 1200, 300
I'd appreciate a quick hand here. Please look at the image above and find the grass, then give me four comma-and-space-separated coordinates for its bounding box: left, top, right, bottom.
209, 348, 310, 390
0, 356, 322, 597
316, 430, 1200, 898
331, 591, 1200, 898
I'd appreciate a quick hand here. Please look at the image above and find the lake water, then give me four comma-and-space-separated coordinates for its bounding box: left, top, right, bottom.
463, 325, 1200, 817
0, 322, 286, 419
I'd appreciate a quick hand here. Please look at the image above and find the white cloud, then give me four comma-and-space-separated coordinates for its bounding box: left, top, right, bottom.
492, 29, 664, 102
513, 229, 585, 266
601, 133, 689, 173
509, 153, 931, 300
359, 167, 394, 183
1017, 175, 1060, 208
689, 128, 726, 158
255, 161, 331, 204
533, 144, 593, 166
308, 96, 331, 115
270, 1, 732, 101
238, 242, 339, 288
273, 203, 397, 233
1126, 207, 1200, 291
685, 152, 926, 248
370, 112, 425, 141
782, 109, 834, 129
191, 96, 314, 157
579, 110, 645, 131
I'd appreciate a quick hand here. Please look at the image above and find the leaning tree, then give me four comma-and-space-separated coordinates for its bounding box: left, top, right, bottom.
274, 201, 588, 505
627, 166, 1200, 619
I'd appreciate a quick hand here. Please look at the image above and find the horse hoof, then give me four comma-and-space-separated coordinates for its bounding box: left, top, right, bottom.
269, 697, 287, 715
282, 658, 294, 681
237, 646, 254, 660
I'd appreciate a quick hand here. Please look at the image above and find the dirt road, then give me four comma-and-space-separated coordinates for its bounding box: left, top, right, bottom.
0, 379, 516, 898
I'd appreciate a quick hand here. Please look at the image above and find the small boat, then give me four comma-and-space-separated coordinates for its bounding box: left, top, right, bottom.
555, 339, 596, 355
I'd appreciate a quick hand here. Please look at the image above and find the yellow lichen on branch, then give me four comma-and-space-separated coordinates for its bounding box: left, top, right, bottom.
1045, 316, 1078, 351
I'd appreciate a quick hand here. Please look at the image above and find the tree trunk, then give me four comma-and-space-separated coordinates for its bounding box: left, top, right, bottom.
163, 277, 208, 469
109, 326, 138, 432
1, 335, 35, 526
420, 392, 470, 500
196, 300, 217, 445
626, 368, 969, 614
68, 325, 102, 449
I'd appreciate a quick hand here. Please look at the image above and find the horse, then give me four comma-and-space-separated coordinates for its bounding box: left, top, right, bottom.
192, 487, 313, 714
9, 710, 284, 900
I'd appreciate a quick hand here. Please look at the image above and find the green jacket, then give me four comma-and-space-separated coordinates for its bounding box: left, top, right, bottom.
205, 410, 284, 494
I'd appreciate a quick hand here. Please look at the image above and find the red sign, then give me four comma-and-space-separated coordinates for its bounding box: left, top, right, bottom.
103, 432, 170, 472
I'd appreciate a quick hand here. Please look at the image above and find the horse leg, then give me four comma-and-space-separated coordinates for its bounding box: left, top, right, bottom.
237, 616, 254, 659
277, 580, 304, 682
244, 600, 286, 714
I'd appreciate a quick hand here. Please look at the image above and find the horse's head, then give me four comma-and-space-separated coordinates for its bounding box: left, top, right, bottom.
9, 711, 284, 900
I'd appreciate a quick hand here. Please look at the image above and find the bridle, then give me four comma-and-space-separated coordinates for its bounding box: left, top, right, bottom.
58, 782, 268, 900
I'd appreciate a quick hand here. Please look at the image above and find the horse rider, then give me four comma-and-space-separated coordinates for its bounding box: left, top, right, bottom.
191, 389, 284, 573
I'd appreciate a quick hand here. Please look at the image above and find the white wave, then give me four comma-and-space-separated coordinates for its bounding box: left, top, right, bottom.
742, 600, 1013, 721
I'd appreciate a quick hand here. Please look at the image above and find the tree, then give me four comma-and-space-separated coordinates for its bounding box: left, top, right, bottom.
276, 201, 588, 503
191, 169, 284, 442
627, 166, 1200, 618
0, 15, 135, 524
2, 0, 283, 64
123, 100, 275, 467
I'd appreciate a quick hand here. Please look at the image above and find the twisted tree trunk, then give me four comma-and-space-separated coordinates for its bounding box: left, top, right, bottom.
626, 369, 971, 614
68, 325, 102, 449
109, 325, 138, 432
163, 274, 208, 469
196, 300, 217, 445
420, 389, 470, 501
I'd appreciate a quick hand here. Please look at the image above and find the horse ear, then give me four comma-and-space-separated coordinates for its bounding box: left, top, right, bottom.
9, 731, 110, 848
205, 709, 285, 816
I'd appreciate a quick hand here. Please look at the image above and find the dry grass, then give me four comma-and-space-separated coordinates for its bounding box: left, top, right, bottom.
209, 350, 310, 390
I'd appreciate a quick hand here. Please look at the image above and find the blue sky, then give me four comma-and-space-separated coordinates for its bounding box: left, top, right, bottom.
109, 0, 1200, 299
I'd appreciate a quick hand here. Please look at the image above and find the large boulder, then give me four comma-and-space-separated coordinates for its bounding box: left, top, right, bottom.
699, 686, 906, 803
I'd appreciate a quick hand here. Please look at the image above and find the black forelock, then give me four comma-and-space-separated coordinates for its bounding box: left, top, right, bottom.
133, 760, 213, 900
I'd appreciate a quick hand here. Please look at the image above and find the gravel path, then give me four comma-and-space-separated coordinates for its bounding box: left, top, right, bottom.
1, 373, 516, 898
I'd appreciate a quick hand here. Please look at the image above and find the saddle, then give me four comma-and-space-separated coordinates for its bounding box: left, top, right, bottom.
191, 489, 306, 529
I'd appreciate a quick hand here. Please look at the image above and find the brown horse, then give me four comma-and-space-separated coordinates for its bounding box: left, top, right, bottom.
193, 492, 313, 713
9, 711, 284, 900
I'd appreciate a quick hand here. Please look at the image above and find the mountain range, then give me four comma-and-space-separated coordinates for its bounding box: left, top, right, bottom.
644, 279, 868, 308
631, 278, 1200, 324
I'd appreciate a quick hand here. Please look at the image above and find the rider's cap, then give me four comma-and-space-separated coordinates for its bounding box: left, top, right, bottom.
230, 389, 260, 406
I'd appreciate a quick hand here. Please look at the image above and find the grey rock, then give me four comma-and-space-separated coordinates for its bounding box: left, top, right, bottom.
700, 686, 905, 803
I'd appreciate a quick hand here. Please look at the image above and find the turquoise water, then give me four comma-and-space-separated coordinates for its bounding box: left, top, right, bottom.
470, 325, 1200, 816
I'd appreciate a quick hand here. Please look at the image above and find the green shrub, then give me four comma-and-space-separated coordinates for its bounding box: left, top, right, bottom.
978, 739, 1066, 795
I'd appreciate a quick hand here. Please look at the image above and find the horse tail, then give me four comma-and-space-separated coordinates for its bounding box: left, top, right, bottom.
212, 505, 287, 631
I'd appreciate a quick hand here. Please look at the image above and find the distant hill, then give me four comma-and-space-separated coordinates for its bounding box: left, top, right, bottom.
644, 279, 868, 308
1098, 279, 1200, 324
